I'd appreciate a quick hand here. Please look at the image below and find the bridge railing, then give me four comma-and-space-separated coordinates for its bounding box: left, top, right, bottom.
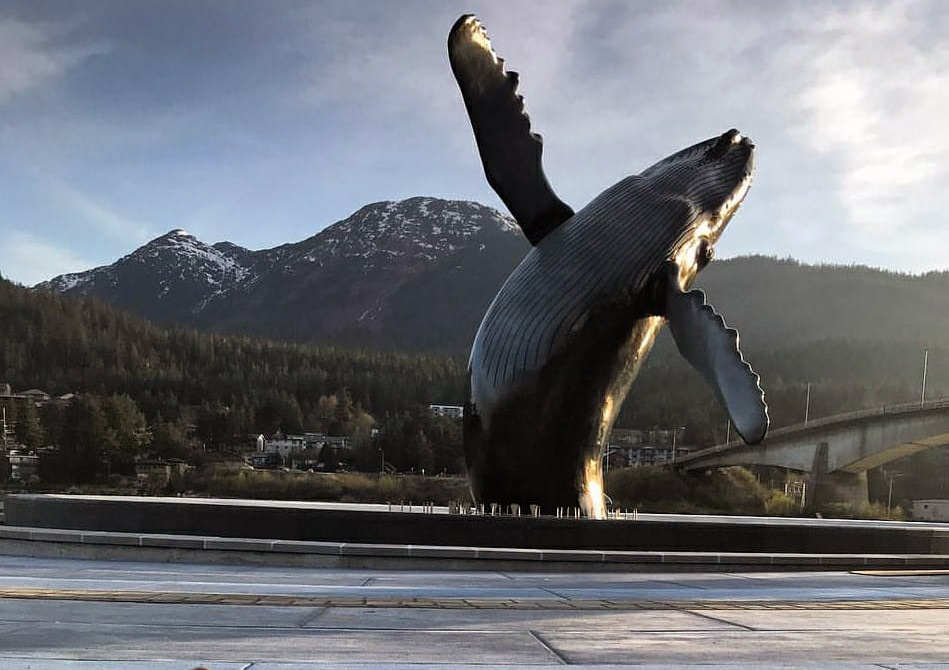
678, 396, 949, 464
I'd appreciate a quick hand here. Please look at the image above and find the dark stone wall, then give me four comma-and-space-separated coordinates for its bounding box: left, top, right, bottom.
6, 495, 948, 554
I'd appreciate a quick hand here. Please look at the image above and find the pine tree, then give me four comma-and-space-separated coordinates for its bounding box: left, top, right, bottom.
14, 401, 43, 449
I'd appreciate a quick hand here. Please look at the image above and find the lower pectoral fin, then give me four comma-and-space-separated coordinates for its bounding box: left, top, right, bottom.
666, 287, 769, 444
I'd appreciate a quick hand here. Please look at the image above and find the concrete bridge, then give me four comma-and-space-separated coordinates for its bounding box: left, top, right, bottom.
675, 398, 949, 508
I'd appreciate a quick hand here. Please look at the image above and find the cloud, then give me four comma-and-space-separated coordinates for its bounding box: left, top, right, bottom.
0, 231, 92, 286
293, 5, 450, 115
0, 17, 108, 106
291, 2, 584, 128
788, 2, 949, 236
46, 179, 154, 244
485, 0, 949, 271
2, 0, 947, 277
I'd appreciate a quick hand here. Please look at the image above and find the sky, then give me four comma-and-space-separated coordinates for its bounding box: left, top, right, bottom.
1, 0, 948, 285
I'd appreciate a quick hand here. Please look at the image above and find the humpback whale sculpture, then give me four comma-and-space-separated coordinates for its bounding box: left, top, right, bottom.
449, 15, 768, 518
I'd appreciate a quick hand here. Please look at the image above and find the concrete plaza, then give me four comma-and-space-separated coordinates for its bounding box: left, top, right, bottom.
0, 555, 947, 668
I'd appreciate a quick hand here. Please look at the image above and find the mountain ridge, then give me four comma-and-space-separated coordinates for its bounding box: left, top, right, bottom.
36, 196, 949, 354
39, 197, 524, 350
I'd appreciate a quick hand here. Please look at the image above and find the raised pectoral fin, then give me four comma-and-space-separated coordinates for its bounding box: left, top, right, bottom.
448, 15, 574, 244
666, 287, 769, 444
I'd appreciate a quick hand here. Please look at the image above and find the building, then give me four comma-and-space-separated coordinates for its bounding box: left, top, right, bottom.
258, 433, 350, 455
623, 444, 692, 466
0, 383, 67, 407
1, 408, 14, 450
912, 499, 949, 522
607, 428, 691, 467
20, 389, 51, 404
247, 432, 351, 471
322, 435, 350, 449
6, 449, 39, 483
261, 434, 308, 456
134, 459, 189, 484
430, 404, 464, 419
609, 428, 646, 447
246, 453, 280, 469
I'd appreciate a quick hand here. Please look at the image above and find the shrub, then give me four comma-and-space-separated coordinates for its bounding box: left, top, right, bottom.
764, 490, 798, 516
818, 501, 905, 520
607, 465, 790, 515
187, 468, 468, 505
606, 465, 690, 511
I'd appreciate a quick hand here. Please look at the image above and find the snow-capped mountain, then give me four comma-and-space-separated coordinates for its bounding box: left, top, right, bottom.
38, 197, 528, 351
40, 229, 260, 325
291, 197, 517, 265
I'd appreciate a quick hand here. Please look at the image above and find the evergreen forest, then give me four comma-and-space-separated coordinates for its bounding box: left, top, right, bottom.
1, 272, 946, 508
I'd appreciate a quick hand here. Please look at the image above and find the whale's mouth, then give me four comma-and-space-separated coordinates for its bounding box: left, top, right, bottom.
706, 128, 743, 160
711, 134, 755, 232
668, 129, 755, 290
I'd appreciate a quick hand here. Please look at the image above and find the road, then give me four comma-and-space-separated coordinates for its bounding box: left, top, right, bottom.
0, 555, 947, 668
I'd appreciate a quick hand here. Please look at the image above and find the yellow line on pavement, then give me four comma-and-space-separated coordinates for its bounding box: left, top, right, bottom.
0, 587, 948, 610
853, 569, 949, 576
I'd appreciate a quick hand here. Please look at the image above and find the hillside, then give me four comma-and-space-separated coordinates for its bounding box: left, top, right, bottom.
694, 256, 949, 349
40, 198, 527, 352
37, 198, 949, 359
6, 270, 949, 448
0, 278, 466, 430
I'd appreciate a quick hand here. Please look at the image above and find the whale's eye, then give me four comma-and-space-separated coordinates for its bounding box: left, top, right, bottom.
697, 240, 714, 269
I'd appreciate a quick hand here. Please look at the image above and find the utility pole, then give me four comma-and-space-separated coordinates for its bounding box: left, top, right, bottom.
921, 349, 929, 405
804, 382, 811, 425
887, 475, 894, 513
886, 471, 904, 514
671, 426, 684, 464
725, 420, 731, 444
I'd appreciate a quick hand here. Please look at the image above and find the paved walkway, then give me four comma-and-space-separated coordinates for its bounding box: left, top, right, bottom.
0, 556, 947, 668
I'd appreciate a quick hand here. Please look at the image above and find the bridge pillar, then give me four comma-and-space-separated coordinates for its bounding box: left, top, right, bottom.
807, 442, 869, 510
809, 470, 869, 510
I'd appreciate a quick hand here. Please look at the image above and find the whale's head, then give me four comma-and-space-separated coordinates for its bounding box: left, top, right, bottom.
640, 128, 754, 290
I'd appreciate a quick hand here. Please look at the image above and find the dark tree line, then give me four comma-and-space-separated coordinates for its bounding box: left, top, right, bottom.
1, 276, 947, 494
5, 276, 946, 447
1, 278, 464, 427
353, 408, 463, 475
1, 278, 470, 482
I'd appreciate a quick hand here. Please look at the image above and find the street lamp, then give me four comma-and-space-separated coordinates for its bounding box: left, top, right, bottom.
804, 382, 811, 425
670, 426, 685, 464
886, 471, 905, 514
1, 407, 7, 451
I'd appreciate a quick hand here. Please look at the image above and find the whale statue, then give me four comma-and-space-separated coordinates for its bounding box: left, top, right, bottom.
449, 15, 768, 518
